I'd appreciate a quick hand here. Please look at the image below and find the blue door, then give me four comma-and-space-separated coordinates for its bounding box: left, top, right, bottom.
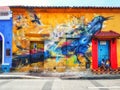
98, 40, 110, 66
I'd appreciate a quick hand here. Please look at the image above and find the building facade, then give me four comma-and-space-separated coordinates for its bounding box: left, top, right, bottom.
0, 6, 120, 73
0, 7, 12, 69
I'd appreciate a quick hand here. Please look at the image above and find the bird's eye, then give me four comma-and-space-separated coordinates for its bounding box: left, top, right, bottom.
84, 39, 87, 41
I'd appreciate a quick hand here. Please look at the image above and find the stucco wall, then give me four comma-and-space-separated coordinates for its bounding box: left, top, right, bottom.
11, 7, 120, 71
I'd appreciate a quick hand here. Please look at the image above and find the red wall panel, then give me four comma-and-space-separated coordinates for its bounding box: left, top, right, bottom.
110, 39, 118, 69
92, 39, 98, 70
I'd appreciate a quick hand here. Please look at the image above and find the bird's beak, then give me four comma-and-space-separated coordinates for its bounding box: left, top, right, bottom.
104, 16, 113, 20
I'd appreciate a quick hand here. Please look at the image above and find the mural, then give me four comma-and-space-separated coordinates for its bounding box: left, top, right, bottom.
12, 8, 111, 72
44, 15, 112, 72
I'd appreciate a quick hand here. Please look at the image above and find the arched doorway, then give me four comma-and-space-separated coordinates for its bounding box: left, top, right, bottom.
0, 32, 4, 65
0, 35, 2, 64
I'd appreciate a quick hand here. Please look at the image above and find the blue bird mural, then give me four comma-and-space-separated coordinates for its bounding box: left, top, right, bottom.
44, 16, 112, 68
87, 16, 112, 34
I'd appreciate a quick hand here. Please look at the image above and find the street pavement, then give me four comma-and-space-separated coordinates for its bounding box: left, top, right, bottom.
0, 78, 120, 90
0, 70, 120, 90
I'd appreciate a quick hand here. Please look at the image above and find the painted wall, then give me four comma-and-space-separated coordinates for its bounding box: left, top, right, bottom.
0, 11, 12, 67
11, 7, 120, 72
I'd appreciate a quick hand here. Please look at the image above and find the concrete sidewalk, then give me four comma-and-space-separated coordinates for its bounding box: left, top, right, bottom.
29, 70, 120, 79
1, 70, 120, 79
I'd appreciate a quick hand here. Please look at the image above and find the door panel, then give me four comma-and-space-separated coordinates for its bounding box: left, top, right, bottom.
98, 40, 109, 66
0, 41, 2, 64
30, 41, 44, 63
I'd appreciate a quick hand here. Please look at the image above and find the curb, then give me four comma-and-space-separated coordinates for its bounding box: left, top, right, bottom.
0, 75, 41, 79
61, 75, 120, 80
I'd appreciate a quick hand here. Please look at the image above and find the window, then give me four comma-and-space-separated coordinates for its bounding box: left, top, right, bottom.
0, 12, 9, 16
6, 49, 10, 56
100, 41, 106, 45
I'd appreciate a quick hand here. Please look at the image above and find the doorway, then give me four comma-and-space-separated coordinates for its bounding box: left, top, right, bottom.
98, 40, 110, 67
0, 35, 2, 65
30, 41, 44, 63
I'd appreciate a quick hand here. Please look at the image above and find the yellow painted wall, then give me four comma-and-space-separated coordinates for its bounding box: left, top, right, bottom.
11, 8, 120, 68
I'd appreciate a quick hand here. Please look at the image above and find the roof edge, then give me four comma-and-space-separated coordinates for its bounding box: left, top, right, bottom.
9, 6, 120, 9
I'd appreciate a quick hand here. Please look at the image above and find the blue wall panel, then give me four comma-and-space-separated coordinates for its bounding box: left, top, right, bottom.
0, 18, 12, 67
